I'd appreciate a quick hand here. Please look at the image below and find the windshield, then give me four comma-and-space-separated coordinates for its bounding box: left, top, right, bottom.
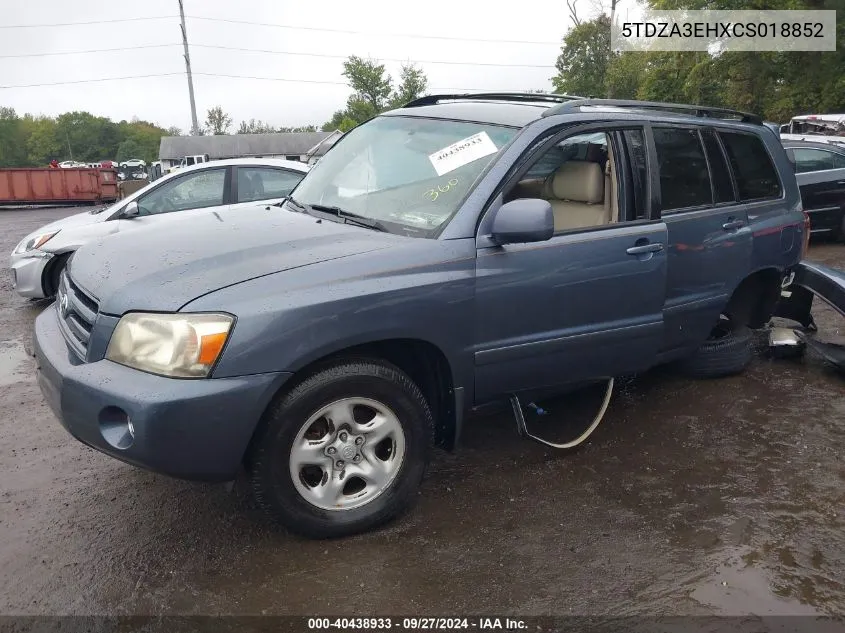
291, 115, 517, 237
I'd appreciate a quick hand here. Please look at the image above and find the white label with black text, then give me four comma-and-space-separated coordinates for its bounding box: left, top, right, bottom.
428, 132, 499, 176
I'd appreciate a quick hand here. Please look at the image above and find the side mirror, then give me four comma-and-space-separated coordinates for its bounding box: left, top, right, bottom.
122, 201, 140, 218
491, 199, 554, 245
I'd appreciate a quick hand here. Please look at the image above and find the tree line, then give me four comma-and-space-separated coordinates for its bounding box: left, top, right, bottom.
0, 108, 179, 167
553, 0, 845, 123
2, 0, 842, 167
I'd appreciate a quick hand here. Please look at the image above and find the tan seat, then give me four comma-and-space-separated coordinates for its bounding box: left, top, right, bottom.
544, 161, 610, 231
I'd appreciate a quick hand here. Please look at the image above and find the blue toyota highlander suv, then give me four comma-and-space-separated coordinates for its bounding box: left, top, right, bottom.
34, 94, 808, 538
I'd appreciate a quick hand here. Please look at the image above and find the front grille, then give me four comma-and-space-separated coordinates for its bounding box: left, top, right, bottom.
56, 272, 99, 360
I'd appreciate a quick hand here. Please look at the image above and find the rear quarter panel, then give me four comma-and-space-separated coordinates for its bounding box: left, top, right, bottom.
747, 130, 806, 274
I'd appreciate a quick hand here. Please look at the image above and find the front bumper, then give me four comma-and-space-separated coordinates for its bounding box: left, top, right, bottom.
9, 251, 51, 299
34, 306, 292, 481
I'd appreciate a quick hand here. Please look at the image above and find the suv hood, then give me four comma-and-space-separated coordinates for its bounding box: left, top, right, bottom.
69, 205, 400, 315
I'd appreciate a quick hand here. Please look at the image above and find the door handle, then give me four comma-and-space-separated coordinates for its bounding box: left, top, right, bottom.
626, 242, 664, 255
722, 219, 745, 230
836, 180, 845, 186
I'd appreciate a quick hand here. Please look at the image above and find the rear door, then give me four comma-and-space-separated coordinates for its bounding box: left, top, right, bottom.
229, 166, 306, 211
657, 127, 779, 357
787, 146, 845, 236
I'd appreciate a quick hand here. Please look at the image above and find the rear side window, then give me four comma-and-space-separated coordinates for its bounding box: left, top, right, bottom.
792, 148, 845, 173
701, 130, 735, 203
719, 132, 781, 201
653, 128, 711, 211
237, 167, 304, 202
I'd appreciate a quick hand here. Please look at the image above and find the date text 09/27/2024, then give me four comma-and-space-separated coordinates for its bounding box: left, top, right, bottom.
307, 617, 528, 630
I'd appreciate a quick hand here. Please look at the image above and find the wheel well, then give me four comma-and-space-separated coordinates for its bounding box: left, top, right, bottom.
276, 339, 457, 450
41, 252, 71, 297
724, 268, 782, 329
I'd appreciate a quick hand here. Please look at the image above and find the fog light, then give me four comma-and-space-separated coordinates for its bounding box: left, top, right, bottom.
98, 406, 134, 450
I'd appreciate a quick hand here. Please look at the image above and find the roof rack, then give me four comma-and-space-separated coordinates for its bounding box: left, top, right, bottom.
402, 92, 586, 108
542, 98, 763, 125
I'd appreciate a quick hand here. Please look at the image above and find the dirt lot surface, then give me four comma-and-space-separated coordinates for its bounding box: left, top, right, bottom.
1, 207, 844, 618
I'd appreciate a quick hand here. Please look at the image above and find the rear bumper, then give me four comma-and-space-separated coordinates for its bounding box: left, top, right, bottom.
34, 306, 292, 481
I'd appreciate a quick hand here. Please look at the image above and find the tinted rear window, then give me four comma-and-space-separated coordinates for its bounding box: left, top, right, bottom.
719, 132, 781, 201
653, 128, 711, 211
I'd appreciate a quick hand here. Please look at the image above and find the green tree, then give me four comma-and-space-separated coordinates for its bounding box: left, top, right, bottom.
54, 111, 120, 162
238, 118, 276, 134
116, 138, 143, 162
389, 64, 428, 109
342, 56, 393, 112
24, 115, 60, 165
0, 107, 28, 167
278, 125, 319, 132
205, 106, 232, 135
552, 14, 612, 98
323, 57, 429, 130
166, 126, 182, 136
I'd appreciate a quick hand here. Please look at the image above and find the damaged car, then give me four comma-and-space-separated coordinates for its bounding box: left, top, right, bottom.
33, 94, 810, 538
771, 261, 845, 371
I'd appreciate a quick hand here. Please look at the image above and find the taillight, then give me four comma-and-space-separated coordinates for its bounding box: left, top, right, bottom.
801, 208, 811, 258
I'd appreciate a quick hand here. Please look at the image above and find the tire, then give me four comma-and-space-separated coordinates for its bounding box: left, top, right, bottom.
44, 253, 70, 298
248, 359, 434, 538
679, 317, 753, 379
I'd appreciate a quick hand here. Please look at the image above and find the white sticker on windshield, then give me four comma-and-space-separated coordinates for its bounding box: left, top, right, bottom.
428, 131, 499, 176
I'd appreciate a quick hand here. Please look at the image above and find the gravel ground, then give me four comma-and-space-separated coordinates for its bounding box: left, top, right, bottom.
1, 206, 844, 619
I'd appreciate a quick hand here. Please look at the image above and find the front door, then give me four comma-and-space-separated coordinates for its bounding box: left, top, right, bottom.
473, 126, 668, 403
118, 166, 231, 232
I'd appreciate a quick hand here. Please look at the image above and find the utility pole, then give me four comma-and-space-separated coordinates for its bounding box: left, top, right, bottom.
178, 0, 200, 135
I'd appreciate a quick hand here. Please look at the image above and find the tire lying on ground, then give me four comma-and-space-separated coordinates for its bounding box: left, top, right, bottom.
248, 359, 434, 539
678, 316, 753, 379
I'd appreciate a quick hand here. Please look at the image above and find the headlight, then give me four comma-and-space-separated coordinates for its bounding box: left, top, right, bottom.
105, 312, 234, 378
13, 230, 60, 254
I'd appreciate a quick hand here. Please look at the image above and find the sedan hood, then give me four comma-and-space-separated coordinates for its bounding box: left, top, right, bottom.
69, 205, 399, 315
14, 210, 102, 249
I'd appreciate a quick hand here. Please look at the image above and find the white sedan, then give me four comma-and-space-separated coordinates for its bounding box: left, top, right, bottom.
10, 158, 309, 299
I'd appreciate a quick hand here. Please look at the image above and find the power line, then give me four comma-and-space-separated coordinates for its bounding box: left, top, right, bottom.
0, 44, 180, 59
0, 73, 184, 89
187, 15, 560, 45
0, 16, 176, 28
193, 72, 347, 86
0, 70, 504, 92
0, 42, 555, 69
191, 44, 556, 69
193, 72, 495, 92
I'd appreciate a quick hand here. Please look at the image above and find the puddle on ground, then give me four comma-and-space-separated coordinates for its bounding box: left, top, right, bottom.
0, 339, 31, 386
689, 552, 822, 616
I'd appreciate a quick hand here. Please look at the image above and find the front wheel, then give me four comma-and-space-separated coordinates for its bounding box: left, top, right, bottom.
44, 252, 71, 298
248, 360, 434, 538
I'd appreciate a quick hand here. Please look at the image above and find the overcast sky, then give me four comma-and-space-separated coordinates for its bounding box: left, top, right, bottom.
0, 0, 606, 132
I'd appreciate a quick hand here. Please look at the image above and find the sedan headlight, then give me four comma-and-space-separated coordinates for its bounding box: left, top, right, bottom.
105, 312, 234, 378
13, 230, 60, 254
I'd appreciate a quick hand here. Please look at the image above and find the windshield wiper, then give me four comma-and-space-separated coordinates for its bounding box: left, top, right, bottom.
307, 203, 389, 232
285, 196, 309, 213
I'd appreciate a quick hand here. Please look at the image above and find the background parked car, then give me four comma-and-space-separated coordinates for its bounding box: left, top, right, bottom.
9, 158, 309, 300
783, 139, 845, 240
